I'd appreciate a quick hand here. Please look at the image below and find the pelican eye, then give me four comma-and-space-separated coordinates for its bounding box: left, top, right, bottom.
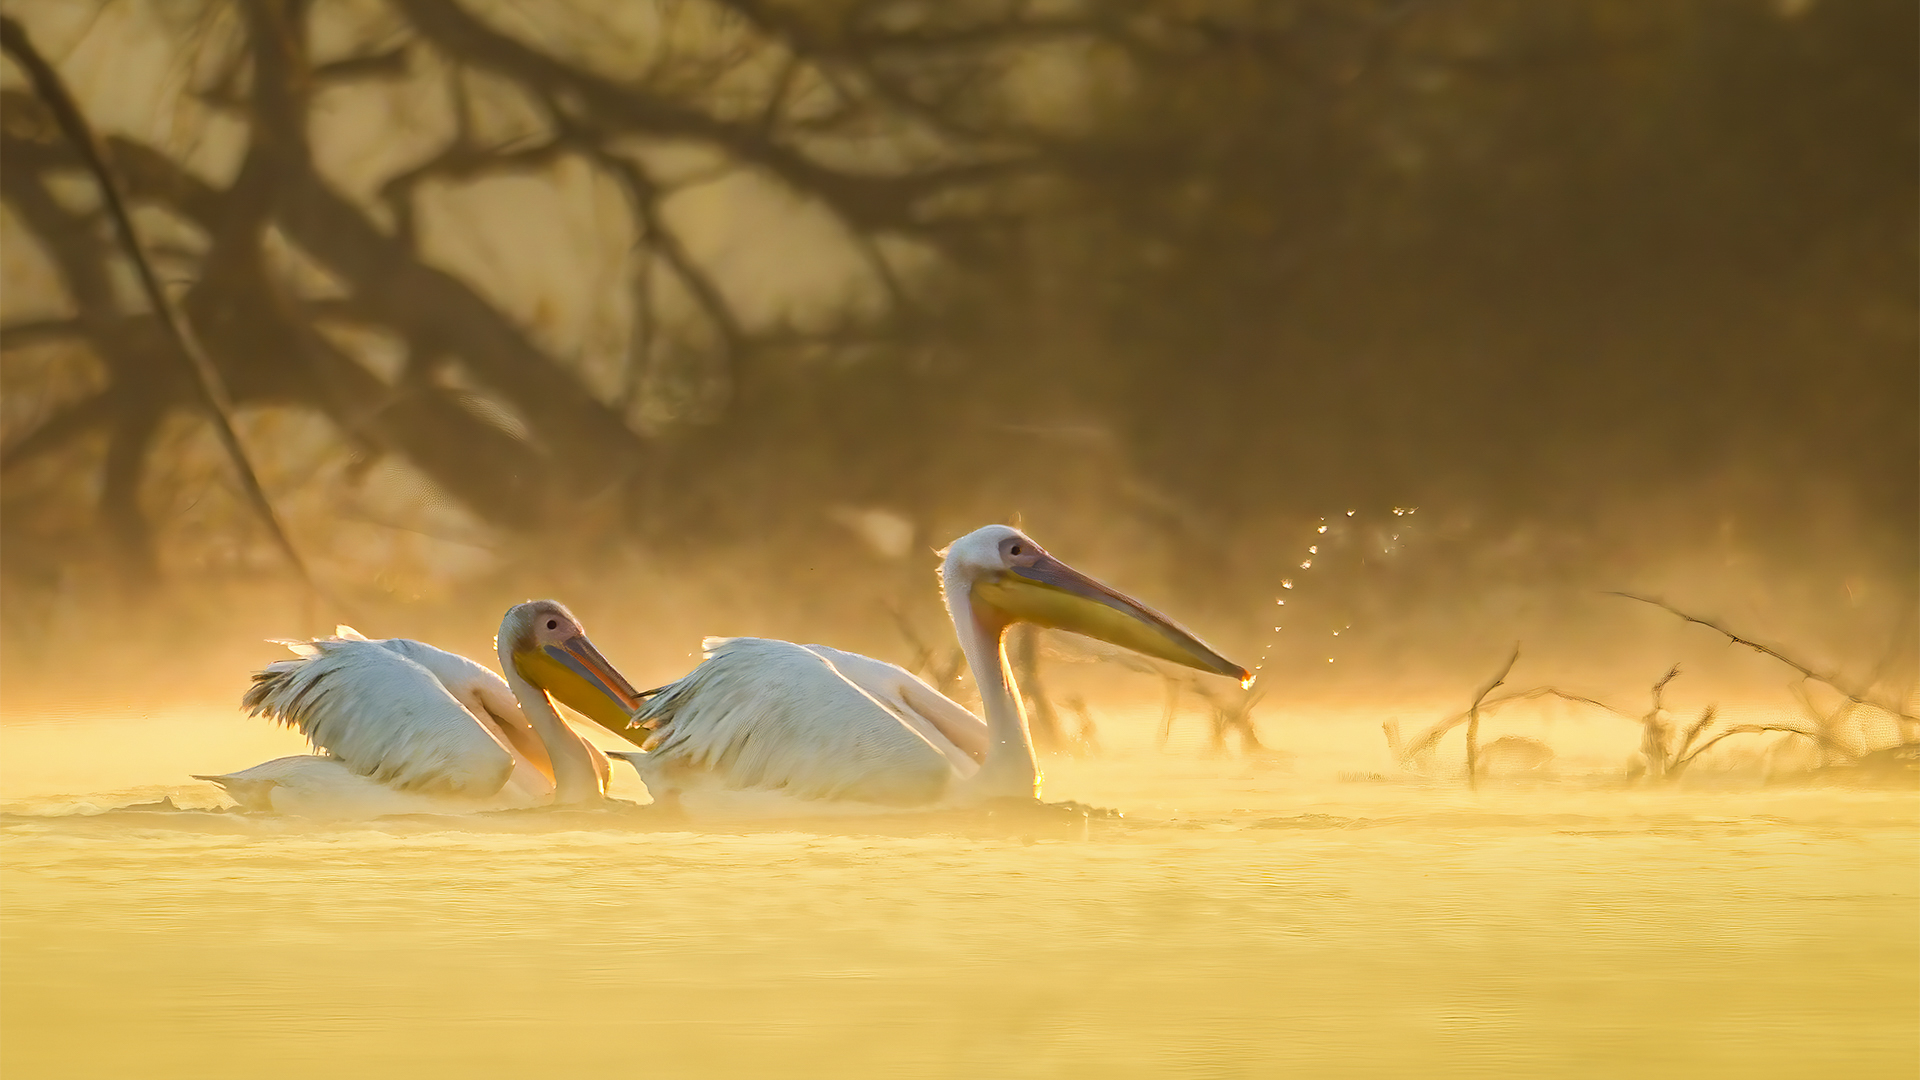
546, 619, 558, 630
1010, 545, 1023, 556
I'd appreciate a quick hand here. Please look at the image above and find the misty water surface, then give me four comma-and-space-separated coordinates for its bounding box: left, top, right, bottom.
3, 708, 1913, 1079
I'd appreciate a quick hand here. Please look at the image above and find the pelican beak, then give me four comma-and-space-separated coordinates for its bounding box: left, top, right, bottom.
514, 633, 648, 736
973, 555, 1252, 686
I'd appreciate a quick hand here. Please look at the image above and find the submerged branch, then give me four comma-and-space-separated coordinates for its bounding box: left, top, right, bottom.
1396, 682, 1625, 768
1669, 723, 1844, 777
1464, 645, 1519, 788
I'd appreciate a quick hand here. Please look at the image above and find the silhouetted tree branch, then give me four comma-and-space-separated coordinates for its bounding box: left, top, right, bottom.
2, 13, 315, 591
1613, 593, 1919, 724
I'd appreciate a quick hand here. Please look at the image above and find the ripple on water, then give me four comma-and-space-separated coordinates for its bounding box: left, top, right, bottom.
2, 774, 1916, 1079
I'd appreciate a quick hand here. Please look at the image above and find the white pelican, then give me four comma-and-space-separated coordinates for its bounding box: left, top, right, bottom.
606, 524, 1249, 816
195, 600, 645, 817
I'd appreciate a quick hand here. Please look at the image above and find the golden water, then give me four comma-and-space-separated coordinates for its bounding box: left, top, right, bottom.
3, 706, 1914, 1078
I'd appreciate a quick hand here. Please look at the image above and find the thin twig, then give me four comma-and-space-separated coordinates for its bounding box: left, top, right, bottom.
1195, 683, 1266, 753
1671, 723, 1844, 776
579, 139, 744, 355
311, 48, 411, 84
1466, 644, 1519, 788
1669, 704, 1718, 766
1611, 592, 1917, 724
1393, 685, 1629, 766
1156, 675, 1180, 749
1637, 664, 1681, 778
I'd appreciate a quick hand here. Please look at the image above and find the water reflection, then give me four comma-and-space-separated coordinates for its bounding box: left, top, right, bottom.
2, 716, 1915, 1079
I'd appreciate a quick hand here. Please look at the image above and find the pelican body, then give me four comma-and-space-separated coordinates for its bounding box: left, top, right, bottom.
197, 601, 644, 817
609, 525, 1248, 816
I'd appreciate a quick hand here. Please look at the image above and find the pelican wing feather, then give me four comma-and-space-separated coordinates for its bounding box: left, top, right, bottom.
241, 639, 515, 797
635, 637, 953, 807
800, 645, 989, 769
365, 637, 550, 769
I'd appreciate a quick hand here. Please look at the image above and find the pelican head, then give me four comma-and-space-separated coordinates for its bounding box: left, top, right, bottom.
497, 600, 645, 730
942, 525, 1251, 685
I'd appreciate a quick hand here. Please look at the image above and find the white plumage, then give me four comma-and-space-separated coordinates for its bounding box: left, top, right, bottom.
632, 638, 956, 808
613, 525, 1248, 818
798, 644, 988, 771
199, 606, 622, 817
241, 635, 515, 796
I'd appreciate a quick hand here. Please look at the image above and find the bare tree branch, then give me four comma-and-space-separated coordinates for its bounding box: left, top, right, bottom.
6, 112, 648, 544
1612, 592, 1918, 724
40, 124, 648, 487
0, 317, 91, 348
1391, 683, 1631, 769
1, 390, 116, 471
1669, 705, 1718, 767
377, 136, 572, 248
0, 12, 321, 596
581, 142, 745, 351
1464, 644, 1519, 788
390, 0, 1025, 234
312, 47, 412, 84
1671, 723, 1846, 777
